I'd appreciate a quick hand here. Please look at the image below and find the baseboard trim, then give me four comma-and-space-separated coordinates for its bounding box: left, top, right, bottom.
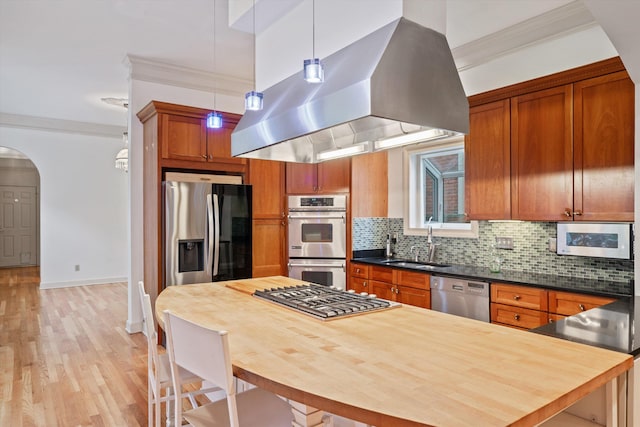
126, 319, 143, 334
39, 277, 127, 289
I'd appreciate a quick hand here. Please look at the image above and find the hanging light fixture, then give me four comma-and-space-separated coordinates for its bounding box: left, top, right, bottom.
207, 0, 223, 129
245, 0, 263, 111
115, 131, 129, 172
303, 0, 323, 83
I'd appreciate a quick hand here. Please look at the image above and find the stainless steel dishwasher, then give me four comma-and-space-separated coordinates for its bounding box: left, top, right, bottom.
430, 276, 490, 322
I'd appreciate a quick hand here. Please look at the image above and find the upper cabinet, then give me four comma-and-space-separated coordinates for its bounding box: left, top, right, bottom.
466, 58, 634, 222
285, 158, 351, 194
573, 72, 634, 221
465, 99, 511, 220
351, 151, 388, 218
511, 85, 574, 221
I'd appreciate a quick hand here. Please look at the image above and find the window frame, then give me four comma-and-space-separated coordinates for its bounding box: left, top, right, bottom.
403, 137, 479, 238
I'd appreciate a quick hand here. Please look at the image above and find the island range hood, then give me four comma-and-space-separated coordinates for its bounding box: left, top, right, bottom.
231, 17, 469, 163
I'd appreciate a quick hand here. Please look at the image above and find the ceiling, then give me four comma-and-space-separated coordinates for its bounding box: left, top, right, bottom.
0, 0, 638, 134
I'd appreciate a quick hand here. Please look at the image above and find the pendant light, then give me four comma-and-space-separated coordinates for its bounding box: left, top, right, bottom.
207, 0, 223, 128
303, 0, 323, 83
245, 0, 263, 111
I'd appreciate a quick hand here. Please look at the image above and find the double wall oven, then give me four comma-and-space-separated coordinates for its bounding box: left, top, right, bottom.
287, 195, 347, 290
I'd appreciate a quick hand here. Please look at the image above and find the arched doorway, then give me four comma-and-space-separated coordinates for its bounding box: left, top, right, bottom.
0, 146, 40, 269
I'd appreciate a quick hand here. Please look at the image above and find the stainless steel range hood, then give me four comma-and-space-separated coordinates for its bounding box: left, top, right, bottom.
231, 17, 468, 163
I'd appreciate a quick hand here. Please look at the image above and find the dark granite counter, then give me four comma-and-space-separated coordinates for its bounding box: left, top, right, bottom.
531, 298, 640, 357
351, 255, 633, 298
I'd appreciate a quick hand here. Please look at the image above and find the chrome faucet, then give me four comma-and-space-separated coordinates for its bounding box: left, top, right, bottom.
410, 246, 420, 262
426, 216, 436, 262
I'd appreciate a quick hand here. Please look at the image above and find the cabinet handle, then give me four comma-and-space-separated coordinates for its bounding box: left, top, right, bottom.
573, 210, 583, 216
513, 295, 521, 301
356, 268, 361, 273
563, 209, 572, 217
202, 154, 208, 159
548, 318, 554, 323
579, 304, 585, 311
363, 281, 367, 288
514, 314, 520, 321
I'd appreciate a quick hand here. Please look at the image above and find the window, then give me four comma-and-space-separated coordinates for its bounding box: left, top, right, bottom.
404, 137, 478, 238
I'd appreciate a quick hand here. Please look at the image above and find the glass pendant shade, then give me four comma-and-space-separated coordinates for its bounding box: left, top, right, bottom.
303, 58, 324, 83
206, 111, 223, 129
115, 148, 128, 172
245, 91, 264, 111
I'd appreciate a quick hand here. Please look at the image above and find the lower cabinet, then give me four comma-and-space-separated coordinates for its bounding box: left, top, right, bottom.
491, 282, 617, 329
349, 263, 430, 309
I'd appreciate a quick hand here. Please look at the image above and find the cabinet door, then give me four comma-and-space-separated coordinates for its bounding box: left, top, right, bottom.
252, 219, 286, 277
465, 100, 511, 219
318, 158, 351, 193
573, 72, 635, 221
370, 280, 394, 301
511, 86, 573, 220
490, 283, 548, 311
285, 163, 317, 194
249, 159, 285, 219
370, 266, 394, 283
395, 270, 429, 290
491, 303, 547, 329
396, 286, 430, 309
351, 152, 388, 217
350, 263, 370, 279
206, 127, 246, 164
350, 276, 370, 293
161, 114, 207, 161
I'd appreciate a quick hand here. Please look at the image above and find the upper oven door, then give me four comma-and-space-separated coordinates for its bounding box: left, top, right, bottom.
288, 211, 346, 258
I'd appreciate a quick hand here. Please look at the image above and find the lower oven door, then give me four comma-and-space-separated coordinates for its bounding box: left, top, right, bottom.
288, 259, 346, 291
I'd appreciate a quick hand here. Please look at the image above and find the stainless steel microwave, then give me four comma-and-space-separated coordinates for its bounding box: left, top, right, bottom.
557, 223, 633, 259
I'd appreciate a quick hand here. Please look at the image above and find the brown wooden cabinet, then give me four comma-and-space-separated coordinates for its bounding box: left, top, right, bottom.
465, 99, 511, 220
248, 159, 286, 277
349, 262, 371, 293
351, 151, 388, 217
491, 282, 617, 329
368, 265, 430, 309
511, 85, 574, 221
548, 291, 616, 317
573, 72, 635, 221
467, 58, 634, 222
490, 283, 548, 330
285, 158, 351, 194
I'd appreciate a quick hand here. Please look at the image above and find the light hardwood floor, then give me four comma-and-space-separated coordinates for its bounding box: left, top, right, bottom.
0, 267, 149, 426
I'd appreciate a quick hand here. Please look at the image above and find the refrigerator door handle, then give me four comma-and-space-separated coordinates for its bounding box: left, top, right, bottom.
206, 194, 214, 276
212, 194, 220, 277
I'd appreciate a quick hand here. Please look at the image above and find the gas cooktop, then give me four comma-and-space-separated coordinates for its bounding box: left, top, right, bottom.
253, 283, 396, 320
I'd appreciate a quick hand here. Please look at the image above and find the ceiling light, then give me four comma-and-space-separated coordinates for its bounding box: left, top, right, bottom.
115, 132, 128, 172
245, 0, 263, 111
303, 0, 324, 83
207, 1, 223, 128
374, 129, 456, 151
316, 143, 369, 161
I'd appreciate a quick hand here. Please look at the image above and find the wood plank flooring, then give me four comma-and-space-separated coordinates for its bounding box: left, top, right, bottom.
0, 267, 149, 426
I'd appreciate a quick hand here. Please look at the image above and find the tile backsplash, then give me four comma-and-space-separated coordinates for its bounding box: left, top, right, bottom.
352, 218, 634, 283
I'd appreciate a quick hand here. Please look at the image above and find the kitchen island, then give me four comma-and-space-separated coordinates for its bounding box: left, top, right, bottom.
155, 276, 632, 427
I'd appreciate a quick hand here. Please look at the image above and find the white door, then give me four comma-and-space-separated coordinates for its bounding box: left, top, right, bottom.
0, 186, 37, 267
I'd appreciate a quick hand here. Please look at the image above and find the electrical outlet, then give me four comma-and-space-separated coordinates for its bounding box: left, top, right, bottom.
495, 237, 514, 250
75, 264, 80, 272
548, 237, 557, 252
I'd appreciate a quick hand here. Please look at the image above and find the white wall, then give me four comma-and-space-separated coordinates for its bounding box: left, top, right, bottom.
0, 126, 128, 288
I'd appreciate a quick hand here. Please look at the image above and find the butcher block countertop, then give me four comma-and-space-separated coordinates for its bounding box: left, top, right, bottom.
155, 276, 633, 427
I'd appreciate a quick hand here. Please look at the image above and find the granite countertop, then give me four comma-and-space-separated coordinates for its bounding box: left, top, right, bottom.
531, 298, 640, 357
351, 255, 633, 298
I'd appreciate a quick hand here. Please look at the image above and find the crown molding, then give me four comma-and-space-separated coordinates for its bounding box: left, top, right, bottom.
0, 113, 126, 138
124, 55, 252, 97
452, 0, 597, 72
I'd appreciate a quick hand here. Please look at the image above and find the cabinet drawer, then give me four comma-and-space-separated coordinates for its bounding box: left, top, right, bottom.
491, 283, 548, 311
350, 277, 370, 293
395, 270, 429, 290
548, 291, 616, 316
397, 286, 430, 309
350, 263, 370, 279
371, 266, 394, 283
491, 303, 548, 329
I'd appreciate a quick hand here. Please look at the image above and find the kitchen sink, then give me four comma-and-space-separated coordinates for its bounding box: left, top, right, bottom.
379, 259, 450, 269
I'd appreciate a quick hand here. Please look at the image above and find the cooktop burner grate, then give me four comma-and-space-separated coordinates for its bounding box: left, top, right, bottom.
253, 283, 394, 320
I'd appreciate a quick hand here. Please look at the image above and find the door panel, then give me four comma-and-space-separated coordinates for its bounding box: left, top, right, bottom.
0, 186, 37, 267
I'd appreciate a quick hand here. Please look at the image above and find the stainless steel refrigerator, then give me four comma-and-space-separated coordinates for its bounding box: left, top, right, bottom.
163, 173, 252, 286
